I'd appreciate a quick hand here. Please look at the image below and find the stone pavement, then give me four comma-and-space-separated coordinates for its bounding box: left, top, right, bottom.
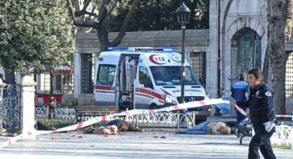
0, 130, 292, 159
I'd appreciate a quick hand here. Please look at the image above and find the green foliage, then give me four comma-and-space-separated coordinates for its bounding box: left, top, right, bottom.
36, 117, 76, 129
109, 0, 209, 31
0, 0, 75, 73
272, 145, 291, 149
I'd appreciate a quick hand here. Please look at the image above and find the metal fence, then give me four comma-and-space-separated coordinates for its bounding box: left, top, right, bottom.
286, 53, 293, 98
35, 107, 196, 128
0, 85, 21, 136
271, 124, 293, 146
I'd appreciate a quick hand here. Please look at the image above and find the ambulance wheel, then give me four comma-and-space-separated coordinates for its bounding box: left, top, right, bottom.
149, 104, 158, 109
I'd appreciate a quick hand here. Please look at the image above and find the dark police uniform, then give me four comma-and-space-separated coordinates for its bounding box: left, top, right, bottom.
240, 82, 276, 159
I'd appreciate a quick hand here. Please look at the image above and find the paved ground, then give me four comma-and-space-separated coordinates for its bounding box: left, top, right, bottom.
0, 129, 292, 159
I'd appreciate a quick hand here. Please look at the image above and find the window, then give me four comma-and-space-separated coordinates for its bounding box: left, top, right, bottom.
81, 54, 93, 93
139, 66, 153, 89
97, 65, 116, 85
150, 66, 201, 86
190, 52, 206, 87
286, 52, 293, 97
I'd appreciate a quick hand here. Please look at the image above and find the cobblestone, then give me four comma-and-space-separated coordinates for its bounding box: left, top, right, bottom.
0, 130, 292, 159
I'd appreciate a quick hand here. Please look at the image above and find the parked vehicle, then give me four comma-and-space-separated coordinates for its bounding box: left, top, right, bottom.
94, 47, 210, 119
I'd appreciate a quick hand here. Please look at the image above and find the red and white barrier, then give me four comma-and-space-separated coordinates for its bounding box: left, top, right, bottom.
276, 115, 293, 121
0, 98, 234, 149
234, 104, 247, 116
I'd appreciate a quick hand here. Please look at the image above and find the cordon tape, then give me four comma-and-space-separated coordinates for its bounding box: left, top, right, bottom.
0, 98, 287, 149
0, 98, 231, 148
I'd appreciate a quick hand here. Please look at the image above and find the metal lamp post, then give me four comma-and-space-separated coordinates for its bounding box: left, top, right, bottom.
176, 3, 190, 103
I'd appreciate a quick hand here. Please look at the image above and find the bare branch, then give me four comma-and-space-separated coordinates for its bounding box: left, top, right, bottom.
86, 28, 93, 33
74, 0, 98, 17
97, 0, 109, 22
99, 0, 107, 13
73, 19, 97, 28
69, 0, 99, 29
82, 0, 92, 11
110, 0, 140, 46
97, 6, 108, 23
68, 0, 76, 19
108, 0, 119, 14
75, 10, 97, 17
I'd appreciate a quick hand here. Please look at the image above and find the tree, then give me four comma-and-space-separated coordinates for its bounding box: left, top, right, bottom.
0, 0, 75, 75
0, 0, 75, 115
109, 0, 209, 32
68, 0, 140, 51
68, 0, 209, 51
264, 0, 293, 114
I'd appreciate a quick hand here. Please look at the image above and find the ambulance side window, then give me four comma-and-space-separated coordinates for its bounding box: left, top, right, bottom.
139, 66, 153, 89
97, 65, 116, 85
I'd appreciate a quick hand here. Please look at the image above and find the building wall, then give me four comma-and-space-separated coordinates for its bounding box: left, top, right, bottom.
210, 0, 293, 114
209, 0, 268, 97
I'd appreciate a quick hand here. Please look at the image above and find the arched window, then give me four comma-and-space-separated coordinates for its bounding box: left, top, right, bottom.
237, 29, 261, 74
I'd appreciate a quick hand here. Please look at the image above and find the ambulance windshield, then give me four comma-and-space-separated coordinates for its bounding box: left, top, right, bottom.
150, 66, 201, 86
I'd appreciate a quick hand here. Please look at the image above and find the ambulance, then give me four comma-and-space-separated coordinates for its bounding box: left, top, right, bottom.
94, 47, 210, 117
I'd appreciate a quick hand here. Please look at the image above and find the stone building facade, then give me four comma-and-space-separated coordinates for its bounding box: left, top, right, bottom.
2, 0, 292, 113
73, 0, 293, 113
209, 0, 293, 113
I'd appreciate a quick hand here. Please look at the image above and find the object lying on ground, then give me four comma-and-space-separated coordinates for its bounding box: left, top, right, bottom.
85, 125, 119, 135
177, 121, 232, 135
34, 120, 56, 131
84, 119, 144, 134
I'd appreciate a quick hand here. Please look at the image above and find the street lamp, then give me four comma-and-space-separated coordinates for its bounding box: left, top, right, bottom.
176, 3, 191, 103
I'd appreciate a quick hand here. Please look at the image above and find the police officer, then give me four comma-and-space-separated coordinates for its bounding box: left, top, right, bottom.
230, 68, 276, 159
231, 73, 249, 127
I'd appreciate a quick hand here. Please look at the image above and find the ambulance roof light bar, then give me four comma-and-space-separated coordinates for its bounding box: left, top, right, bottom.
107, 47, 174, 52
107, 47, 129, 51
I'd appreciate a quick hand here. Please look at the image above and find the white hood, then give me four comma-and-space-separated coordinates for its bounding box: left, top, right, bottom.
159, 85, 206, 98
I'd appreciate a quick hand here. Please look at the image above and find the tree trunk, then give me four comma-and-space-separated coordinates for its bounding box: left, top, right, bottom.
266, 0, 288, 114
48, 72, 55, 119
96, 12, 110, 52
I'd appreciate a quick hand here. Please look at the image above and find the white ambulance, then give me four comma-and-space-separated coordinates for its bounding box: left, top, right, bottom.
94, 47, 210, 116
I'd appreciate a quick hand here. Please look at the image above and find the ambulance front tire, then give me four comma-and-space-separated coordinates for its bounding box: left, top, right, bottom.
149, 104, 158, 109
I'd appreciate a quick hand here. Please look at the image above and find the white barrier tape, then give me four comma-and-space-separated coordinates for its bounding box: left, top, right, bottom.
276, 115, 293, 118
0, 134, 22, 149
0, 130, 36, 149
234, 104, 247, 117
235, 106, 293, 122
0, 98, 231, 149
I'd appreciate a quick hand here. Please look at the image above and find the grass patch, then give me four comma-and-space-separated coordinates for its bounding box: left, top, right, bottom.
272, 145, 291, 149
37, 118, 76, 129
36, 118, 108, 129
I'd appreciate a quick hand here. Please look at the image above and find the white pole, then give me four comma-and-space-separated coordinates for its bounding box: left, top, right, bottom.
19, 75, 37, 139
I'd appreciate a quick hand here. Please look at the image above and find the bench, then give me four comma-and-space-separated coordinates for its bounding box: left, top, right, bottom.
75, 106, 120, 122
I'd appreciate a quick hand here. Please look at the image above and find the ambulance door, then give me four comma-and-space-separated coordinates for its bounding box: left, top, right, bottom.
135, 65, 154, 109
116, 54, 140, 109
94, 64, 116, 106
